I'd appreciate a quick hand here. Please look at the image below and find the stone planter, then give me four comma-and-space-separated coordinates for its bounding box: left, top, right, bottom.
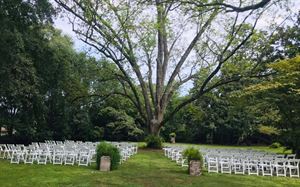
170, 137, 176, 144
189, 160, 201, 176
100, 156, 111, 171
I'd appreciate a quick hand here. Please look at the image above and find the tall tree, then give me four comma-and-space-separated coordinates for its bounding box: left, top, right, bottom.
0, 0, 54, 138
54, 0, 291, 135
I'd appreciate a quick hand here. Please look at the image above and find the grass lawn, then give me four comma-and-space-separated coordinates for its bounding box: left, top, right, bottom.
162, 143, 291, 154
0, 145, 299, 187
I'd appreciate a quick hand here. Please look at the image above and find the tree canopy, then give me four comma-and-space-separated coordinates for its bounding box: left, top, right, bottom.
54, 0, 293, 135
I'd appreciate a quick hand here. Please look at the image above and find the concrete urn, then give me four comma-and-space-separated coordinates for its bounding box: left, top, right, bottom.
100, 156, 111, 172
170, 137, 176, 144
189, 160, 201, 176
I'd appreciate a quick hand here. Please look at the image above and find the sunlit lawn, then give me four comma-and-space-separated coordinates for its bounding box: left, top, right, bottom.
0, 144, 298, 187
162, 143, 291, 154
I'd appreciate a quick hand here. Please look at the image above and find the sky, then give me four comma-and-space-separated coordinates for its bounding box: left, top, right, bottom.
54, 1, 300, 51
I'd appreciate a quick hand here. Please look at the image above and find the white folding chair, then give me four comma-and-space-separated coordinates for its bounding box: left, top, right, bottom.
78, 149, 90, 166
0, 144, 6, 159
286, 159, 299, 178
5, 144, 13, 159
64, 149, 76, 165
53, 147, 64, 165
259, 160, 273, 176
37, 148, 50, 165
24, 147, 37, 164
10, 150, 23, 164
287, 154, 296, 159
207, 156, 219, 173
220, 156, 232, 174
232, 157, 245, 175
273, 159, 287, 177
245, 159, 259, 176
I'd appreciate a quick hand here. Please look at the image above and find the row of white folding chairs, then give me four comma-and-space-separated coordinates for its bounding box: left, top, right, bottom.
163, 146, 299, 178
1, 142, 137, 166
0, 144, 26, 159
8, 146, 95, 166
119, 146, 136, 164
206, 155, 299, 178
163, 147, 189, 167
111, 142, 138, 163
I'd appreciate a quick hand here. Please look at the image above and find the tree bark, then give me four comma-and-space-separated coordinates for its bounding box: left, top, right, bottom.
149, 118, 162, 136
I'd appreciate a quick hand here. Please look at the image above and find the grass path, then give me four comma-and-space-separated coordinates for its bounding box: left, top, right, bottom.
0, 149, 299, 187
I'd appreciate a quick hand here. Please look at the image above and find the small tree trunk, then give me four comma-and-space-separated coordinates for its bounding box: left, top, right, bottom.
150, 124, 160, 136
149, 109, 164, 136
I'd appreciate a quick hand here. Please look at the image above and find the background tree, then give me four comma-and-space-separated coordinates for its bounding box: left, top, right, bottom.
0, 0, 143, 143
54, 0, 290, 136
161, 11, 299, 145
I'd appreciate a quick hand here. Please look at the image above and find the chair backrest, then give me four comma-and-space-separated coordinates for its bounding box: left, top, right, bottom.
288, 159, 300, 166
287, 154, 296, 159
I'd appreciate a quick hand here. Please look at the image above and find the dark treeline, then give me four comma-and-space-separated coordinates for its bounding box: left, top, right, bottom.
0, 0, 299, 155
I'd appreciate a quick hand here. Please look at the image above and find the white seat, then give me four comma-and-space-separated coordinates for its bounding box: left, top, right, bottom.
232, 158, 245, 175
53, 147, 64, 165
286, 159, 299, 178
181, 157, 189, 167
287, 154, 296, 159
245, 159, 259, 176
37, 149, 50, 165
220, 156, 232, 174
259, 160, 273, 176
78, 149, 90, 166
64, 149, 76, 165
273, 159, 287, 177
207, 156, 218, 173
24, 147, 37, 164
5, 144, 13, 159
0, 144, 7, 159
10, 150, 23, 164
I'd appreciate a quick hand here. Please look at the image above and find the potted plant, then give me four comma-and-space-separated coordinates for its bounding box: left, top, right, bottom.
183, 147, 203, 176
169, 132, 176, 144
96, 142, 121, 171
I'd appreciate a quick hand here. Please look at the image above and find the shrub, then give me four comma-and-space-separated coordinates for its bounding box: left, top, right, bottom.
169, 132, 176, 138
183, 147, 203, 167
145, 135, 164, 149
96, 142, 121, 170
270, 142, 281, 148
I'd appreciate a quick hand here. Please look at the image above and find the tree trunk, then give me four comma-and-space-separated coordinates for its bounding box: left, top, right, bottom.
149, 118, 162, 136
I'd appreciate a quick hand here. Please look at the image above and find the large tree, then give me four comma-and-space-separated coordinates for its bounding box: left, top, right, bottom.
54, 0, 291, 135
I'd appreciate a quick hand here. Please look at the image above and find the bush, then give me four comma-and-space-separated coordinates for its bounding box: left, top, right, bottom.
183, 147, 203, 167
96, 142, 121, 170
145, 135, 164, 149
270, 142, 281, 148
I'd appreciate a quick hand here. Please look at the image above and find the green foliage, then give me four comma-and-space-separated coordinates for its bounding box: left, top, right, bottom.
145, 135, 164, 149
94, 107, 144, 141
169, 132, 176, 138
243, 55, 300, 156
0, 0, 142, 143
270, 142, 281, 149
258, 125, 280, 136
96, 142, 121, 170
183, 147, 203, 165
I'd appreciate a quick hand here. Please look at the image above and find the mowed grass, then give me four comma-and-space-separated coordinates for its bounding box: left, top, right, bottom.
162, 143, 291, 154
0, 146, 299, 187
